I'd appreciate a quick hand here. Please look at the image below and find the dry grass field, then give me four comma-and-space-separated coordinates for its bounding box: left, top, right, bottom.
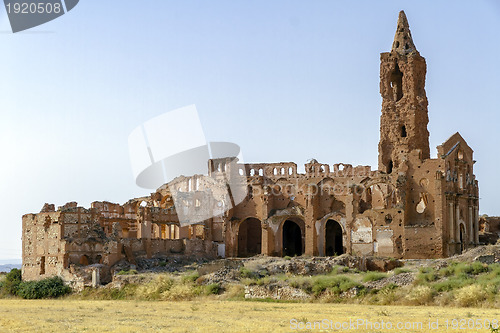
1, 299, 500, 332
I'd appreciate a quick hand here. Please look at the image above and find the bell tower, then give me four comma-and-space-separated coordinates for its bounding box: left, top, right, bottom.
378, 11, 430, 174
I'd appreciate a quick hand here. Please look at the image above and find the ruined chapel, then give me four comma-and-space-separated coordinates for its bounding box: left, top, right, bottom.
22, 11, 479, 282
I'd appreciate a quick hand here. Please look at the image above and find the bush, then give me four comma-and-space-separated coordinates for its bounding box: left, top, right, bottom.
470, 262, 489, 275
224, 284, 245, 299
78, 284, 137, 300
205, 283, 221, 295
415, 267, 438, 284
362, 272, 386, 282
136, 274, 174, 300
376, 283, 400, 305
393, 267, 411, 275
454, 284, 486, 307
16, 277, 71, 299
310, 276, 362, 296
181, 271, 200, 284
239, 267, 258, 279
289, 276, 313, 293
488, 263, 500, 276
161, 283, 201, 301
440, 262, 488, 277
117, 269, 138, 275
433, 279, 466, 292
0, 269, 22, 296
405, 285, 434, 305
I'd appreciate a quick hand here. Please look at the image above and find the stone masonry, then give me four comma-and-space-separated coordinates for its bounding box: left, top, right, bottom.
22, 11, 479, 282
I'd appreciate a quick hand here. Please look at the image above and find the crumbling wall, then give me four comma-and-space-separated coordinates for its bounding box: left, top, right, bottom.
22, 211, 67, 281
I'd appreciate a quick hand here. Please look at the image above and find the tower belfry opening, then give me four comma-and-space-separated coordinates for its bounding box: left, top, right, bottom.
390, 62, 403, 102
401, 125, 407, 137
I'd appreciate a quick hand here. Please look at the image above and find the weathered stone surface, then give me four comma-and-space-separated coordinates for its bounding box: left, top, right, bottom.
366, 257, 403, 272
244, 284, 309, 300
22, 11, 480, 285
474, 254, 495, 264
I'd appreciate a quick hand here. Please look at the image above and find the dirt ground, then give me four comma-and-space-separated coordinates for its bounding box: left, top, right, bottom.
0, 299, 499, 332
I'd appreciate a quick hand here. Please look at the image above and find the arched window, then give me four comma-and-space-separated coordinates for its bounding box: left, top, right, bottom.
387, 160, 393, 174
390, 63, 403, 102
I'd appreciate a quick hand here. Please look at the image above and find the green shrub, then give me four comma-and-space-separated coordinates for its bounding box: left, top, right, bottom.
362, 272, 386, 282
161, 283, 202, 301
488, 263, 500, 275
205, 283, 221, 295
393, 267, 411, 275
78, 284, 138, 300
0, 269, 22, 296
454, 284, 486, 307
470, 262, 489, 275
135, 275, 174, 300
376, 284, 400, 305
239, 267, 258, 279
440, 262, 488, 277
432, 277, 470, 292
382, 283, 398, 291
117, 269, 138, 275
405, 285, 434, 305
224, 284, 245, 299
16, 277, 71, 299
477, 271, 500, 291
311, 276, 362, 296
415, 267, 438, 284
289, 276, 313, 293
181, 271, 200, 284
256, 276, 278, 286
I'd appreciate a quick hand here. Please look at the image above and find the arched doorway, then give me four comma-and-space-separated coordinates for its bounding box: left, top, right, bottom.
459, 224, 466, 254
283, 220, 303, 257
80, 255, 89, 266
325, 219, 343, 256
238, 218, 262, 257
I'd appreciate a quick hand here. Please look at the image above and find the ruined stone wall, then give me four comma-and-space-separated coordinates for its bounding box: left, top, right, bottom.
21, 11, 482, 283
22, 212, 67, 281
22, 197, 219, 281
225, 160, 415, 259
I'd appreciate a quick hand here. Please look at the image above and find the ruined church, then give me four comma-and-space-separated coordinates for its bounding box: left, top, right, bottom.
22, 11, 479, 282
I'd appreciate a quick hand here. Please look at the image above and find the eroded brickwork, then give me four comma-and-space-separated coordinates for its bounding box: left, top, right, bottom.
22, 11, 480, 283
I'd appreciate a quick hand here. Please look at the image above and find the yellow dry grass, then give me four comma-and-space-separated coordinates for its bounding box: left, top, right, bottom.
0, 299, 499, 332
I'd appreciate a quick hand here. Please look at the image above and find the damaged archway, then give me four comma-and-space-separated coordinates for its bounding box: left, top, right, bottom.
325, 219, 343, 256
282, 219, 304, 257
459, 223, 466, 254
237, 218, 262, 257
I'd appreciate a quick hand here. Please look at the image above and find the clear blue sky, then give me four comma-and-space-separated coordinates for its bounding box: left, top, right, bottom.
1, 1, 499, 261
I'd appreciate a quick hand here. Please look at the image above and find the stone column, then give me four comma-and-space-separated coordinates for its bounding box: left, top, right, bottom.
448, 202, 454, 242
468, 206, 474, 243
304, 221, 317, 256
346, 190, 355, 255
474, 206, 480, 244
92, 268, 100, 288
304, 192, 317, 256
260, 189, 273, 256
455, 204, 461, 243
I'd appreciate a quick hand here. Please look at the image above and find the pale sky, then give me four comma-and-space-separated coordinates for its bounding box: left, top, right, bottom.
1, 1, 499, 261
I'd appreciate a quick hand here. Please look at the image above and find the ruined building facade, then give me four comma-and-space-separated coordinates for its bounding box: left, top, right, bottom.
22, 11, 479, 281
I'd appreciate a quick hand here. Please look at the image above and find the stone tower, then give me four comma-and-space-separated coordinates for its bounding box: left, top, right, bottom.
378, 11, 430, 174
